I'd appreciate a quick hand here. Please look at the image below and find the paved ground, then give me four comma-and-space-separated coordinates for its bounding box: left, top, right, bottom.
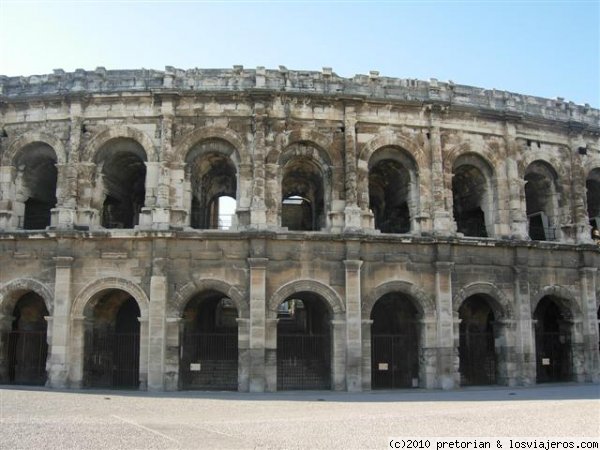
1, 383, 598, 449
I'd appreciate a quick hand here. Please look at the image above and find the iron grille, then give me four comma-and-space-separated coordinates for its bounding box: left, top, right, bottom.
5, 330, 48, 385
84, 330, 140, 388
371, 334, 419, 389
536, 331, 572, 383
277, 334, 331, 390
459, 330, 497, 386
180, 332, 238, 390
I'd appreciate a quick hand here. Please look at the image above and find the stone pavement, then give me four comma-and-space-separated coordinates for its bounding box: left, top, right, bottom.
1, 383, 598, 449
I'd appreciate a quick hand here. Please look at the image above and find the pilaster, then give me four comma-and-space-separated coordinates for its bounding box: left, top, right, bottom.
434, 260, 457, 389
344, 259, 363, 391
579, 267, 599, 381
147, 265, 167, 391
248, 257, 268, 392
513, 256, 536, 385
47, 256, 73, 388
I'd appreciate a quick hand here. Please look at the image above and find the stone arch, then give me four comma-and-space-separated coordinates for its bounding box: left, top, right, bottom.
530, 285, 582, 320
518, 153, 565, 180
82, 126, 157, 163
359, 131, 429, 171
268, 129, 336, 166
267, 280, 345, 317
170, 278, 247, 319
583, 158, 600, 180
443, 144, 497, 177
0, 278, 54, 316
362, 280, 435, 319
2, 131, 67, 166
452, 282, 513, 320
173, 126, 248, 167
71, 277, 149, 319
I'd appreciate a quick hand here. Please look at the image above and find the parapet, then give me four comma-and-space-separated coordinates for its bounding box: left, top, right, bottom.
0, 66, 598, 128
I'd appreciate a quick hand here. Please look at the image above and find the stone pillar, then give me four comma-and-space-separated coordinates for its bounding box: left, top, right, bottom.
579, 267, 599, 381
47, 256, 73, 388
249, 102, 267, 229
331, 319, 346, 390
164, 318, 181, 391
138, 317, 149, 390
513, 259, 536, 385
76, 162, 100, 228
68, 315, 87, 388
238, 163, 253, 228
51, 163, 78, 229
139, 161, 172, 230
248, 257, 268, 392
168, 162, 187, 228
147, 270, 167, 391
237, 318, 250, 391
343, 112, 362, 230
504, 126, 528, 239
361, 319, 373, 390
430, 126, 453, 234
344, 259, 363, 391
434, 260, 457, 389
0, 165, 16, 229
495, 319, 518, 386
571, 139, 594, 243
264, 318, 278, 392
420, 317, 438, 388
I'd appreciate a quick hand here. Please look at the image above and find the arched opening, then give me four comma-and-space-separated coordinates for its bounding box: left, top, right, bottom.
5, 292, 48, 385
187, 141, 238, 230
458, 295, 497, 385
586, 168, 600, 239
180, 290, 238, 390
14, 143, 58, 230
533, 296, 573, 383
370, 292, 420, 389
277, 292, 331, 390
83, 290, 140, 388
368, 147, 417, 234
452, 156, 493, 237
96, 138, 147, 229
281, 158, 325, 231
525, 162, 559, 241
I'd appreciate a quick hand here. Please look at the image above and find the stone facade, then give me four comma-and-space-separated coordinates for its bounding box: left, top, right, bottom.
0, 66, 598, 392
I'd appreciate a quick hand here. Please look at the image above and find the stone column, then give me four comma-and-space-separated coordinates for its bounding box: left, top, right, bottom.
164, 318, 182, 391
147, 269, 167, 391
248, 257, 268, 392
168, 162, 188, 228
504, 126, 528, 239
237, 318, 250, 391
579, 267, 599, 381
344, 259, 363, 391
434, 260, 457, 389
343, 111, 362, 230
513, 257, 536, 385
571, 138, 593, 243
68, 315, 87, 388
331, 319, 346, 390
47, 256, 73, 388
249, 102, 267, 229
0, 165, 16, 229
138, 317, 149, 390
430, 126, 453, 234
76, 162, 101, 228
361, 319, 373, 390
50, 164, 78, 229
264, 318, 278, 392
420, 317, 438, 388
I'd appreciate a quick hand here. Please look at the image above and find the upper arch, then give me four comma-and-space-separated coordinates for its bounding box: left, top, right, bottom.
452, 282, 513, 320
0, 278, 54, 316
71, 277, 150, 319
268, 129, 337, 166
82, 126, 157, 163
530, 285, 582, 320
3, 131, 66, 166
169, 278, 247, 319
267, 279, 345, 317
173, 126, 248, 166
362, 280, 435, 319
359, 131, 429, 170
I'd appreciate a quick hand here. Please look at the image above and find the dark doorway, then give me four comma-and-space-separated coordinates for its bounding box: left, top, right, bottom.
6, 292, 48, 385
84, 292, 140, 389
534, 297, 572, 383
458, 295, 497, 385
180, 291, 239, 390
371, 293, 419, 389
277, 293, 331, 390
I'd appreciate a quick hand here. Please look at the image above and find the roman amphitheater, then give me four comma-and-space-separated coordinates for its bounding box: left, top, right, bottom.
0, 66, 598, 392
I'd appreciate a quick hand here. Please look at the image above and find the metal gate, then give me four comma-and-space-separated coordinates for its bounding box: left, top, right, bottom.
84, 330, 140, 388
5, 330, 47, 385
459, 330, 497, 386
180, 332, 238, 390
277, 334, 330, 390
372, 334, 419, 389
536, 331, 572, 383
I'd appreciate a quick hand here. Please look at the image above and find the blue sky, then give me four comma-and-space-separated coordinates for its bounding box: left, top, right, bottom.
1, 1, 598, 106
